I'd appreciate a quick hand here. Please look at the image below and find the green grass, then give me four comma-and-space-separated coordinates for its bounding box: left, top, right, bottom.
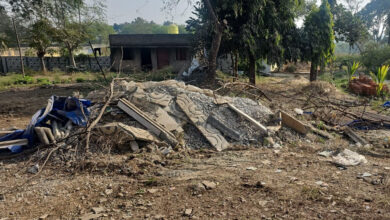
0, 71, 112, 90
318, 72, 349, 91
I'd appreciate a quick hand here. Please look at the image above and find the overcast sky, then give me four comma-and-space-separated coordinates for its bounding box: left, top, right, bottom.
105, 0, 195, 25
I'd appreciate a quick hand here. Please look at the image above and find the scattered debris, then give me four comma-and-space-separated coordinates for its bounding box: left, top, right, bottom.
294, 108, 304, 115
27, 164, 39, 174
246, 167, 257, 171
343, 127, 369, 145
227, 103, 268, 135
202, 181, 217, 190
281, 111, 309, 134
183, 208, 193, 217
318, 150, 333, 158
332, 149, 368, 166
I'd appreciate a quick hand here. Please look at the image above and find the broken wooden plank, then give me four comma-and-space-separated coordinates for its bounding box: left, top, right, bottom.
118, 99, 178, 146
176, 94, 230, 151
0, 139, 28, 149
281, 111, 309, 134
343, 127, 369, 145
207, 115, 241, 141
308, 125, 334, 140
227, 103, 268, 135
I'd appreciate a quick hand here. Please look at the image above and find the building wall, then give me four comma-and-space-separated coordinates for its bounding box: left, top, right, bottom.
111, 47, 191, 73
0, 56, 110, 73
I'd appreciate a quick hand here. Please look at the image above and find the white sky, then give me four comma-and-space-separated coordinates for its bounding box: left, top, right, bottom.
105, 0, 195, 25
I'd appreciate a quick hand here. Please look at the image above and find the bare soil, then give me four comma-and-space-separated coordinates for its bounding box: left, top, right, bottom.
0, 79, 390, 220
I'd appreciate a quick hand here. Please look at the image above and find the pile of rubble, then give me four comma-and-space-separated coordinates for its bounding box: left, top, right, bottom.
87, 80, 277, 152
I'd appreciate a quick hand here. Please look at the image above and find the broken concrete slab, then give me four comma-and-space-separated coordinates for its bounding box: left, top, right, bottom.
118, 98, 178, 146
147, 92, 173, 107
281, 111, 309, 134
177, 94, 230, 151
155, 108, 183, 133
227, 103, 268, 135
207, 115, 241, 141
343, 127, 369, 145
97, 122, 160, 143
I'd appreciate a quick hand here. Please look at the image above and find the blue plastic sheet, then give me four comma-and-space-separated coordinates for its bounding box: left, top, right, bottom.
383, 101, 390, 108
0, 96, 91, 153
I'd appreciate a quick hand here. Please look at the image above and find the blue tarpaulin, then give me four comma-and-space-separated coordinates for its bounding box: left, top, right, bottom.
0, 96, 91, 153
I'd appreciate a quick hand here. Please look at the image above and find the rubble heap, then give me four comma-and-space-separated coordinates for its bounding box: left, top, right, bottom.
88, 80, 275, 152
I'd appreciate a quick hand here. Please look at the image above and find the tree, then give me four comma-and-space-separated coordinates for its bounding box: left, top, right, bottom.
187, 0, 301, 84
332, 4, 368, 50
303, 0, 335, 81
28, 19, 55, 73
86, 21, 115, 44
359, 0, 390, 44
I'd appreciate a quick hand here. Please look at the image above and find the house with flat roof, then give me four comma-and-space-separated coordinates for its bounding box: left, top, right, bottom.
109, 34, 193, 73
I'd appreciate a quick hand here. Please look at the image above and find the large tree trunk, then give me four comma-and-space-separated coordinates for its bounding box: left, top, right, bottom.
310, 61, 318, 82
204, 0, 223, 83
38, 52, 47, 73
249, 54, 256, 85
68, 47, 76, 68
207, 25, 223, 81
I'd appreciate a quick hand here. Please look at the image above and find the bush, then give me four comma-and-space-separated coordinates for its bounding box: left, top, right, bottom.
14, 75, 34, 85
36, 78, 51, 85
285, 64, 297, 73
334, 54, 360, 70
361, 43, 390, 73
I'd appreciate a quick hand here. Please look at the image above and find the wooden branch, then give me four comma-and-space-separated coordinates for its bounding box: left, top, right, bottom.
88, 41, 108, 83
85, 78, 115, 151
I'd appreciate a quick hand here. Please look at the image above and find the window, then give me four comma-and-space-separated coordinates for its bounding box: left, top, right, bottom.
176, 48, 188, 61
122, 48, 134, 60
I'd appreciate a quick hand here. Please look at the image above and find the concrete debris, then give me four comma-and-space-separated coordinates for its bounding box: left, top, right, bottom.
332, 149, 368, 166
227, 103, 268, 135
207, 115, 241, 141
318, 150, 333, 158
28, 164, 39, 174
201, 181, 217, 190
183, 208, 193, 217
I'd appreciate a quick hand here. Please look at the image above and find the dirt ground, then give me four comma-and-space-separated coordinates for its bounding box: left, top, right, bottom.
0, 78, 390, 219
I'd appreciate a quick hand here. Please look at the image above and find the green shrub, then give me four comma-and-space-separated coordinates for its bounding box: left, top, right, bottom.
36, 78, 51, 85
334, 54, 360, 70
285, 64, 297, 73
361, 43, 390, 73
370, 65, 389, 96
346, 61, 360, 82
14, 75, 34, 84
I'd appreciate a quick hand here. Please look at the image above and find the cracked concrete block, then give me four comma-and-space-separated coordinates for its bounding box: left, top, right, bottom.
176, 94, 229, 151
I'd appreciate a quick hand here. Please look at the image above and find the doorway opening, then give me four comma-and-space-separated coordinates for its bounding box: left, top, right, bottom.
141, 48, 152, 71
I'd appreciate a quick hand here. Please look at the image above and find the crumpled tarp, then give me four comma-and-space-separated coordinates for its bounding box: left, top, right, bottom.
0, 96, 91, 153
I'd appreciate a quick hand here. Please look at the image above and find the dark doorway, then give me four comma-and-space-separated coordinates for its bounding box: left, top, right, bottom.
141, 48, 152, 71
157, 48, 170, 69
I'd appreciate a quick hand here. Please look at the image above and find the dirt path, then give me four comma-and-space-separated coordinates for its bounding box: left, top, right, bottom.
0, 146, 389, 219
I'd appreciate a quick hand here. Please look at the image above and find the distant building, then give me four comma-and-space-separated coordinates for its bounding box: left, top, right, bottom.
109, 34, 192, 73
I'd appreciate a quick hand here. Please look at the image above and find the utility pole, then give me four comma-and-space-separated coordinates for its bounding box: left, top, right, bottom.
12, 17, 25, 77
